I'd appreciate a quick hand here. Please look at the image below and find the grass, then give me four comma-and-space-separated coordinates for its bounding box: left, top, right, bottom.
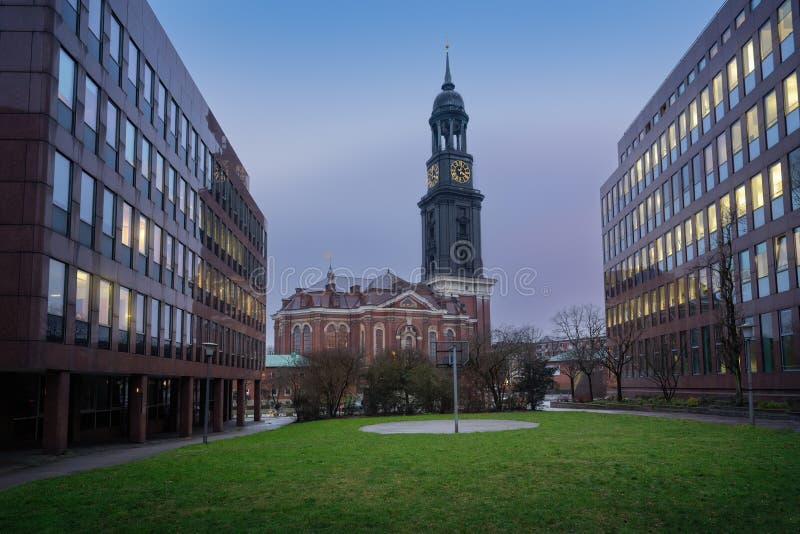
1, 412, 799, 532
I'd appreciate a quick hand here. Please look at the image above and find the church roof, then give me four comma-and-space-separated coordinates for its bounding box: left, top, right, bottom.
275, 269, 467, 316
432, 50, 465, 114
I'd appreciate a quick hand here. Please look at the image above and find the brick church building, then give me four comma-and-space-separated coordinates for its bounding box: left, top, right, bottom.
272, 50, 494, 361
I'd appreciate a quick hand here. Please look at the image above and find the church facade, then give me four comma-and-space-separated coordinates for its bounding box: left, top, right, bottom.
272, 51, 494, 360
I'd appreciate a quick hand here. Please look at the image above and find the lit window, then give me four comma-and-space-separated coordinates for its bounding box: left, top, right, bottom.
751, 173, 764, 228
121, 202, 132, 248
760, 22, 774, 77
731, 120, 743, 172
764, 91, 778, 148
778, 0, 794, 60
727, 57, 739, 108
769, 162, 784, 219
783, 73, 799, 133
743, 40, 757, 95
774, 235, 789, 292
712, 73, 724, 121
745, 105, 760, 160
75, 270, 91, 345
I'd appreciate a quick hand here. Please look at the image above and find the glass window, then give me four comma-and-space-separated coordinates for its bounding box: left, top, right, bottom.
137, 215, 148, 256
716, 132, 728, 181
127, 40, 138, 86
99, 279, 112, 327
742, 40, 756, 94
164, 234, 173, 271
152, 224, 162, 264
769, 162, 784, 219
712, 73, 724, 120
80, 172, 94, 224
746, 105, 760, 160
167, 166, 175, 202
143, 64, 153, 105
87, 0, 101, 37
125, 120, 136, 165
105, 101, 118, 148
783, 73, 799, 133
755, 241, 770, 297
764, 90, 779, 148
109, 15, 121, 64
53, 152, 71, 213
141, 139, 151, 179
740, 250, 753, 302
155, 152, 164, 193
735, 184, 747, 236
761, 312, 774, 372
775, 235, 789, 292
84, 77, 99, 130
760, 22, 775, 77
727, 57, 739, 108
157, 83, 167, 122
169, 99, 177, 135
779, 309, 797, 369
47, 259, 66, 340
778, 0, 794, 60
751, 173, 765, 229
75, 269, 90, 323
731, 120, 743, 172
119, 286, 130, 333
58, 48, 75, 109
121, 202, 132, 247
178, 179, 186, 213
102, 188, 115, 238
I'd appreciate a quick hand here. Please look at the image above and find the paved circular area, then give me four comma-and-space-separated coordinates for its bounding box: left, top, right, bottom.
360, 419, 539, 434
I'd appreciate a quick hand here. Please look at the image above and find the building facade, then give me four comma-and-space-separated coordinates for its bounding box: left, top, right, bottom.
601, 0, 800, 400
272, 50, 493, 359
0, 0, 268, 452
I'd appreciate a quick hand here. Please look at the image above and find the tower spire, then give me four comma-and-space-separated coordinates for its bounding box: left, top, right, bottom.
442, 43, 454, 91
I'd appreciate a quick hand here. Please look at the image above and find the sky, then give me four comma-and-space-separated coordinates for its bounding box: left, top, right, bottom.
148, 0, 725, 343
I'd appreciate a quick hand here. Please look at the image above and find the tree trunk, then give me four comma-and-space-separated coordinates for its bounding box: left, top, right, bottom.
586, 373, 594, 401
569, 377, 575, 402
616, 373, 623, 401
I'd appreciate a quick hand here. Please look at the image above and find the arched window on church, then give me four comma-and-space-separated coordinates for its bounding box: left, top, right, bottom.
428, 330, 437, 358
375, 329, 384, 354
446, 328, 455, 347
325, 324, 337, 349
403, 335, 414, 351
338, 325, 348, 349
302, 325, 311, 354
292, 325, 301, 354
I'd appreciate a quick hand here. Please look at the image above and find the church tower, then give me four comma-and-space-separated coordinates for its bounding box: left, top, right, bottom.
419, 48, 494, 336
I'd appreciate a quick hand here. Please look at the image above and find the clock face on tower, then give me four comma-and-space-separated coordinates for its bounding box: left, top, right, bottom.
450, 160, 471, 183
426, 164, 439, 188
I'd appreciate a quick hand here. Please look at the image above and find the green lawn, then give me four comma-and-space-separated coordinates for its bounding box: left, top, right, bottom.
1, 412, 798, 532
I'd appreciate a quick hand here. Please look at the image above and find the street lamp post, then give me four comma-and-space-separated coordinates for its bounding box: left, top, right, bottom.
201, 342, 218, 444
739, 323, 755, 426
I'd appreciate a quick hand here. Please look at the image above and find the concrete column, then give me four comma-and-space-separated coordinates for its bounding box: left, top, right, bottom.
254, 379, 262, 422
43, 370, 70, 454
128, 375, 148, 443
212, 378, 224, 432
178, 376, 193, 437
236, 378, 245, 426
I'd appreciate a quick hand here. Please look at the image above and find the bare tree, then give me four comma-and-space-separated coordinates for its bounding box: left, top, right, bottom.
467, 326, 539, 411
708, 205, 744, 405
552, 305, 606, 401
644, 344, 680, 401
304, 348, 363, 418
603, 318, 643, 401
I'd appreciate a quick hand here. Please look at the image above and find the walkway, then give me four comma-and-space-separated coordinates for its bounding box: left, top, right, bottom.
0, 416, 295, 491
543, 406, 800, 431
361, 419, 539, 434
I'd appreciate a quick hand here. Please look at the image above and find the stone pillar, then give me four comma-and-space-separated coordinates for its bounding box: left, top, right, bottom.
128, 375, 148, 443
43, 370, 70, 454
254, 379, 262, 422
178, 376, 193, 437
236, 378, 245, 426
212, 378, 224, 432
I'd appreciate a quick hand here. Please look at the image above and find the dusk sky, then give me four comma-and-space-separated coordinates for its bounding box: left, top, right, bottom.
148, 0, 725, 344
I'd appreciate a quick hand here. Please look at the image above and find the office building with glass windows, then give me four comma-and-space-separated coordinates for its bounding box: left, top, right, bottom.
0, 0, 268, 452
601, 0, 800, 400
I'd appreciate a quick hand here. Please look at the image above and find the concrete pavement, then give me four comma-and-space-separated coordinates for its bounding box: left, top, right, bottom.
360, 419, 540, 434
0, 416, 295, 491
